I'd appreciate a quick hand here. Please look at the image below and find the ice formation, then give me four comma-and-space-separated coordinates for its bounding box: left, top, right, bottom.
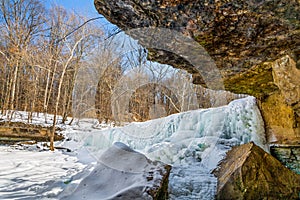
79, 96, 266, 199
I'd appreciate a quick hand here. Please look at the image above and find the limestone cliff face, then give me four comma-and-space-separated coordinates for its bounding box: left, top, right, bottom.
260, 56, 300, 143
94, 0, 300, 142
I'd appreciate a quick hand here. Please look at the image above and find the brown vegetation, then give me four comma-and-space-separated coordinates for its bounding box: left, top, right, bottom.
0, 0, 104, 149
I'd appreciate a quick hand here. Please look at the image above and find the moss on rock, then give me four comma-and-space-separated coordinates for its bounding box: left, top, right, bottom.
224, 62, 278, 98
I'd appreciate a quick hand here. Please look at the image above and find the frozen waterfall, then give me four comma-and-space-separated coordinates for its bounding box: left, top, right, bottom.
81, 96, 266, 199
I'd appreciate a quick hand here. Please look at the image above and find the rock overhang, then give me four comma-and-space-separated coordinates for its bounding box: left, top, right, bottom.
94, 0, 300, 95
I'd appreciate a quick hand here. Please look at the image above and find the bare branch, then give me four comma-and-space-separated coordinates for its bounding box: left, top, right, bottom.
55, 16, 103, 44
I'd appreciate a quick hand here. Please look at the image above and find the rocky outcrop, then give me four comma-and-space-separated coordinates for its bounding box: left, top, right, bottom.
259, 56, 300, 143
213, 142, 300, 200
94, 0, 299, 83
60, 142, 171, 200
0, 121, 63, 143
94, 0, 300, 143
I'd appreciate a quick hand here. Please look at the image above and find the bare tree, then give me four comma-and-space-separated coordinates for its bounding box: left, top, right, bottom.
46, 7, 103, 150
0, 0, 45, 118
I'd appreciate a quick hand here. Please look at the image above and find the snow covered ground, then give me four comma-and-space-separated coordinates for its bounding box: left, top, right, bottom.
0, 96, 266, 199
0, 146, 86, 199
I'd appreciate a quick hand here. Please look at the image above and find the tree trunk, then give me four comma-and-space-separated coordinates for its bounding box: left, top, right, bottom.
50, 38, 83, 151
43, 69, 51, 123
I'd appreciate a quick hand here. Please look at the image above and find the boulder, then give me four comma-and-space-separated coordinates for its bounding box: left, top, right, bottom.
258, 56, 300, 143
60, 142, 171, 200
213, 142, 300, 200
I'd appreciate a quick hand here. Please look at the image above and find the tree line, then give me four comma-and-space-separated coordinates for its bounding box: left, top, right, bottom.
0, 0, 107, 149
0, 0, 102, 122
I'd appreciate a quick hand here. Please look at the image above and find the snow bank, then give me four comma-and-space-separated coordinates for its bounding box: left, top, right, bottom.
59, 142, 169, 200
0, 146, 86, 199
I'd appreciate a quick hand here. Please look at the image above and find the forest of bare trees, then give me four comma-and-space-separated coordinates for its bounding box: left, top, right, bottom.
0, 0, 97, 121
0, 0, 106, 149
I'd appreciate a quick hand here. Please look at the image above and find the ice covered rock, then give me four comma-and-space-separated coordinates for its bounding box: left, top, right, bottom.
60, 142, 171, 200
214, 142, 300, 200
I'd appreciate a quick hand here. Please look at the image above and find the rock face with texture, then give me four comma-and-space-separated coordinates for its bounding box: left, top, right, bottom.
214, 142, 300, 200
94, 0, 299, 83
259, 56, 300, 143
270, 144, 300, 174
94, 0, 300, 143
60, 142, 171, 200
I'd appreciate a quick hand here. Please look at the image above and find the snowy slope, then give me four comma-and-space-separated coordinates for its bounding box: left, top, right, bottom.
0, 146, 86, 199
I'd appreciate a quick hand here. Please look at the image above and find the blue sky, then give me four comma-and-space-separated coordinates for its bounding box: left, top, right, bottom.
45, 0, 99, 17
44, 0, 116, 30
